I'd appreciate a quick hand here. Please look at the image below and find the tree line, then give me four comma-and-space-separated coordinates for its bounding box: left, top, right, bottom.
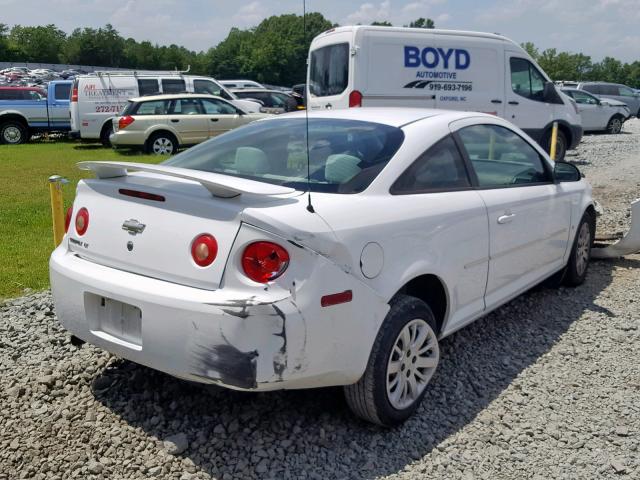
1, 16, 638, 88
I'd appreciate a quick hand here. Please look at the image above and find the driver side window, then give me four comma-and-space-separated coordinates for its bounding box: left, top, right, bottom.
458, 124, 551, 187
510, 57, 546, 101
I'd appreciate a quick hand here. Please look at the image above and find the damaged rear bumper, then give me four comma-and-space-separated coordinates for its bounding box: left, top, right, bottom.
50, 243, 387, 391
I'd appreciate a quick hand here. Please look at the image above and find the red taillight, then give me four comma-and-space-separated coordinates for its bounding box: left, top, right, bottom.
64, 207, 72, 233
75, 207, 89, 236
349, 90, 363, 108
242, 241, 290, 283
118, 115, 135, 130
191, 234, 218, 267
71, 87, 78, 102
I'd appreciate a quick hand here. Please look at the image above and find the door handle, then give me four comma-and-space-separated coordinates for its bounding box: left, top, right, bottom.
508, 101, 519, 105
497, 213, 516, 224
171, 119, 179, 123
210, 118, 219, 122
491, 99, 502, 104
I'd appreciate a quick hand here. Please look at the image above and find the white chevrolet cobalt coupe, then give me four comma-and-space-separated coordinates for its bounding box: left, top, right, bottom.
51, 108, 595, 426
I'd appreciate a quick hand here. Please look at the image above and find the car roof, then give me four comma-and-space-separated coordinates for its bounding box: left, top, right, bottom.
279, 107, 494, 128
232, 88, 288, 94
128, 93, 228, 102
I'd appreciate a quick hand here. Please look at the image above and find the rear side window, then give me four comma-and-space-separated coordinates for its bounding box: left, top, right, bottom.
161, 79, 186, 94
391, 136, 471, 194
581, 84, 600, 94
54, 83, 71, 100
458, 124, 551, 187
138, 79, 159, 96
309, 43, 349, 97
600, 85, 619, 96
194, 79, 222, 96
133, 100, 169, 115
510, 58, 546, 101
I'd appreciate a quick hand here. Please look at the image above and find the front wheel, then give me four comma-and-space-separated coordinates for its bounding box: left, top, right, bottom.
564, 212, 594, 286
344, 295, 440, 426
0, 121, 27, 145
607, 116, 623, 134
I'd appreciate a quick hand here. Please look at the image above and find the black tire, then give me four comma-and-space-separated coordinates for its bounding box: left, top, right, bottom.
344, 294, 440, 427
100, 122, 113, 147
563, 211, 595, 287
0, 120, 28, 145
606, 115, 623, 134
545, 128, 567, 161
146, 132, 178, 155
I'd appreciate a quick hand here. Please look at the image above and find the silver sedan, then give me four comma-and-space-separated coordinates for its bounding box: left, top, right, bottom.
562, 88, 630, 134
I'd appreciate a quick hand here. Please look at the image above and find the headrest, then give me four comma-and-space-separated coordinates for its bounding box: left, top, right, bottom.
235, 147, 270, 174
325, 154, 361, 183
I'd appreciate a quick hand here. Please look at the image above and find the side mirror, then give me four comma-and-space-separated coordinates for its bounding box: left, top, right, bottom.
600, 100, 609, 106
554, 161, 582, 182
543, 81, 564, 104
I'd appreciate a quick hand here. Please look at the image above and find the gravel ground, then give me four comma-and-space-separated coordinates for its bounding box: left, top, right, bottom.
1, 123, 639, 480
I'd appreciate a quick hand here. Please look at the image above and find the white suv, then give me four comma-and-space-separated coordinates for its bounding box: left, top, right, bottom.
110, 94, 271, 155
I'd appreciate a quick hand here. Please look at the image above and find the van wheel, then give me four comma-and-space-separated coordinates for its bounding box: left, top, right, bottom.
564, 212, 594, 287
147, 132, 177, 155
0, 120, 27, 145
545, 128, 567, 161
607, 116, 623, 134
344, 294, 440, 426
100, 123, 113, 147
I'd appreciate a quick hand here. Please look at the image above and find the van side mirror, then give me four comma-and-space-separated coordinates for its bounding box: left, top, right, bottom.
543, 81, 562, 103
554, 161, 582, 182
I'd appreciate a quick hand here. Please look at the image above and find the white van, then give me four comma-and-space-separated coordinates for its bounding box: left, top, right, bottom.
70, 71, 261, 145
307, 26, 582, 160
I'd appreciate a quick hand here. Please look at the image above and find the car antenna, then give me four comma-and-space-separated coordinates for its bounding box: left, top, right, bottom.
303, 0, 315, 213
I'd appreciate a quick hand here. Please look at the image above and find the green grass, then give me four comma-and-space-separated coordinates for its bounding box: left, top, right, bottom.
0, 140, 160, 299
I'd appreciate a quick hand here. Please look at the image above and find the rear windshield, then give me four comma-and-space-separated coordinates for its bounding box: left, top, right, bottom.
164, 118, 404, 194
309, 43, 349, 97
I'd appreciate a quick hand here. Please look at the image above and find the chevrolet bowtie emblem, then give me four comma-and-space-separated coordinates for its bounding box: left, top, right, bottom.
122, 219, 146, 235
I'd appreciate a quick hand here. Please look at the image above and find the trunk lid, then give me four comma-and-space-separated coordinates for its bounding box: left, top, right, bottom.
68, 171, 301, 290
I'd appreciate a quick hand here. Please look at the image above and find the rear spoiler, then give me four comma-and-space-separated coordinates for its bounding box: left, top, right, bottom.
77, 161, 296, 198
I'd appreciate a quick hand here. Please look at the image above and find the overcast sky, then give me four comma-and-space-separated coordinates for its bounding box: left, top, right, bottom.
1, 0, 638, 62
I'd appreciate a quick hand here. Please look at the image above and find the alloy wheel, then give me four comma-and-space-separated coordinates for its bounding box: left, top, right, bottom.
152, 137, 174, 155
386, 318, 439, 410
575, 222, 591, 277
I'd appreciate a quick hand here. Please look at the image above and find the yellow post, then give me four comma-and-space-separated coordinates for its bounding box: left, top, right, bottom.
549, 121, 558, 161
49, 175, 67, 247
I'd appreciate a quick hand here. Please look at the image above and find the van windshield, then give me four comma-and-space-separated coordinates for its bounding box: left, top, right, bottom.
164, 118, 404, 194
309, 43, 349, 97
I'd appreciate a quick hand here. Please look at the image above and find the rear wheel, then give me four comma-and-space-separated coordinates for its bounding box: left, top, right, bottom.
344, 295, 439, 426
0, 120, 27, 145
564, 212, 594, 286
607, 115, 623, 134
147, 132, 177, 155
